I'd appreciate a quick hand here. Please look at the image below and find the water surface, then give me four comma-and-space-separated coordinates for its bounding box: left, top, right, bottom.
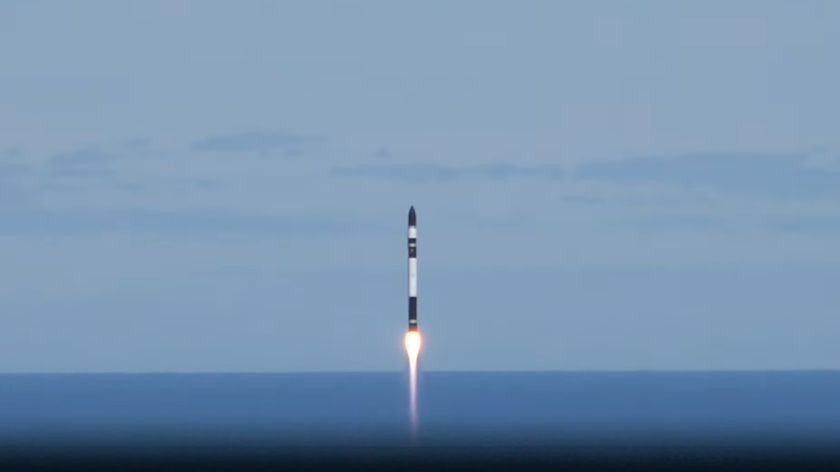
1, 371, 838, 463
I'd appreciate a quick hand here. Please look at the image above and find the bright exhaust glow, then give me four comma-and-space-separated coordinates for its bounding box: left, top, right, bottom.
404, 330, 422, 362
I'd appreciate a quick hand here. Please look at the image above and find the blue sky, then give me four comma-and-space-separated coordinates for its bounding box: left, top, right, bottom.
1, 1, 838, 372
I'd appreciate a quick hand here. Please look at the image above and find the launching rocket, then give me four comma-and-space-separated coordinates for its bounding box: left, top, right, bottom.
408, 206, 418, 331
405, 206, 421, 433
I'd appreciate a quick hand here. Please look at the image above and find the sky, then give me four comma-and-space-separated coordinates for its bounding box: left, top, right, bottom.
1, 1, 838, 372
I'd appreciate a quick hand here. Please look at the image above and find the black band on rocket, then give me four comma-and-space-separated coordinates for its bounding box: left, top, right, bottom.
409, 297, 417, 317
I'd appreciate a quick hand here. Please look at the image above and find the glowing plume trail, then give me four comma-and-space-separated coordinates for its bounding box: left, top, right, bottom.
405, 330, 422, 439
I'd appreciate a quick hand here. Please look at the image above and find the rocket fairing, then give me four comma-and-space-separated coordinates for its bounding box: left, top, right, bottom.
408, 206, 418, 332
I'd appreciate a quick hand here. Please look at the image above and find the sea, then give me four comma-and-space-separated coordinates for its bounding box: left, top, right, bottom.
1, 371, 838, 469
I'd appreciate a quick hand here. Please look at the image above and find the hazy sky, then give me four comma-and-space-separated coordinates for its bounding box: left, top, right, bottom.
1, 1, 838, 372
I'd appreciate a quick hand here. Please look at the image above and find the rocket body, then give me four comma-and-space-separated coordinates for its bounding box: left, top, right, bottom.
408, 206, 418, 331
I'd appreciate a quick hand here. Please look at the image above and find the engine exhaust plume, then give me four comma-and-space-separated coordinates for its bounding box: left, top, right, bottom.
404, 330, 422, 439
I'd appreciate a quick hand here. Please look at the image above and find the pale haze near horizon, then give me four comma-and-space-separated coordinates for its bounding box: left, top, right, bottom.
1, 1, 838, 372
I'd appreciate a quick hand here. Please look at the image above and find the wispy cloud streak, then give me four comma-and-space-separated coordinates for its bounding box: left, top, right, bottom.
48, 147, 117, 179
576, 153, 840, 198
192, 131, 321, 156
331, 163, 566, 182
0, 208, 379, 237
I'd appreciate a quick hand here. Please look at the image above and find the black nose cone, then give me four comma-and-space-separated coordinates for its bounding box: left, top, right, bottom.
408, 206, 416, 226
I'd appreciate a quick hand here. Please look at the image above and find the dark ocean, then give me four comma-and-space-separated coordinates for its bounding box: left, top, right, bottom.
1, 371, 839, 469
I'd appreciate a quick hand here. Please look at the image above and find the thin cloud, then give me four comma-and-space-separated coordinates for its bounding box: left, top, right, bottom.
192, 131, 321, 156
123, 138, 151, 150
332, 163, 462, 181
3, 147, 25, 158
331, 163, 566, 182
576, 152, 840, 199
0, 158, 32, 178
614, 213, 731, 232
613, 211, 840, 235
0, 208, 380, 237
48, 147, 117, 179
769, 215, 840, 233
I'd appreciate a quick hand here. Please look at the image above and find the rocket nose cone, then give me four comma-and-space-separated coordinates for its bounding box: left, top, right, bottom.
408, 206, 416, 226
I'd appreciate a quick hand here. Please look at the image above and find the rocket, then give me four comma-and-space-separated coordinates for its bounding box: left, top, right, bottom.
408, 206, 418, 331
